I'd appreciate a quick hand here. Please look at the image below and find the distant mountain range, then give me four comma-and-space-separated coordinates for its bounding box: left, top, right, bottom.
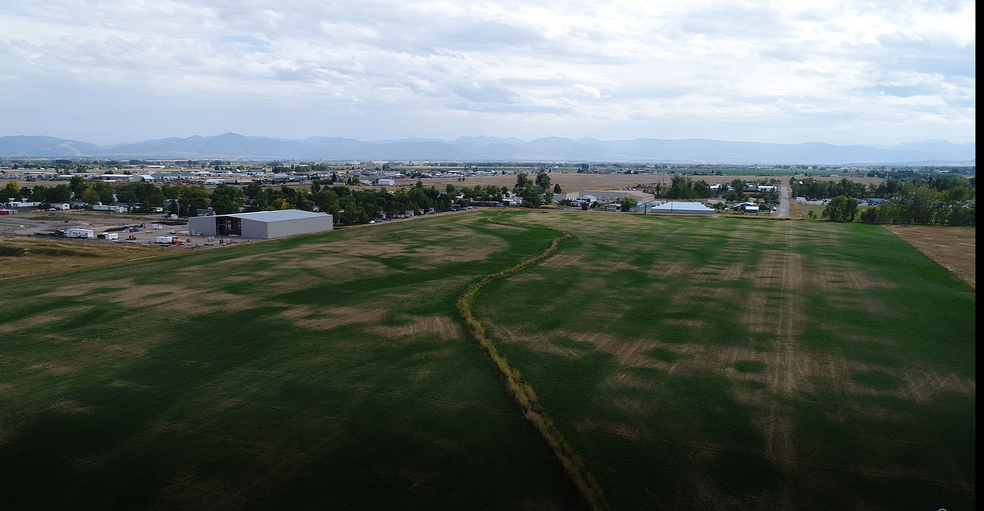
0, 133, 975, 165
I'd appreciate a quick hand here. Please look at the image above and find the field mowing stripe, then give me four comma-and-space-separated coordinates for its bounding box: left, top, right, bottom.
457, 212, 609, 511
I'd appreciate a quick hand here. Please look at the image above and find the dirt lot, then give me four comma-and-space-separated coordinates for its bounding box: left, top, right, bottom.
0, 209, 201, 244
883, 225, 976, 289
0, 210, 203, 279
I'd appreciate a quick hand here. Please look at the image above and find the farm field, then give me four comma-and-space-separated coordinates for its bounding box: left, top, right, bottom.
474, 211, 976, 510
0, 210, 975, 510
0, 214, 581, 510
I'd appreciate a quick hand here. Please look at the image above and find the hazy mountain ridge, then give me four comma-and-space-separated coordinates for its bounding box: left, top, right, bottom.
0, 133, 975, 164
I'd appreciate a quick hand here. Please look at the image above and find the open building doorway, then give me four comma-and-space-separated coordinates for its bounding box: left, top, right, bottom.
216, 216, 242, 236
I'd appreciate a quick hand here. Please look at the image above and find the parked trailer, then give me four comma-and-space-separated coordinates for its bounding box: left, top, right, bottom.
92, 204, 129, 213
66, 228, 95, 238
98, 232, 119, 240
155, 236, 175, 244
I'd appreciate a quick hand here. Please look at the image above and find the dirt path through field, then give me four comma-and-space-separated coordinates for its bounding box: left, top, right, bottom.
456, 213, 607, 511
763, 223, 801, 508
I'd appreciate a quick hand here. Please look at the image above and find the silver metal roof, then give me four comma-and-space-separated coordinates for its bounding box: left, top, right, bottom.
219, 209, 330, 222
650, 202, 715, 212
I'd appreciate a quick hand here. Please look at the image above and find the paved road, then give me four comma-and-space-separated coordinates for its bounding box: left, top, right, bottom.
773, 185, 792, 218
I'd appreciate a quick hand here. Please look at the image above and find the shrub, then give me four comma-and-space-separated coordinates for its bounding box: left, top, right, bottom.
0, 245, 26, 257
859, 207, 879, 224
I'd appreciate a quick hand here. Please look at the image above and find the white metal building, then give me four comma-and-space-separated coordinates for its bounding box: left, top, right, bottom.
188, 209, 333, 239
649, 201, 717, 215
580, 190, 655, 204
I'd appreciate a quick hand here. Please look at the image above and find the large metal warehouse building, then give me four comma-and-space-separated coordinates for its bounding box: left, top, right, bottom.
649, 201, 717, 215
188, 210, 333, 239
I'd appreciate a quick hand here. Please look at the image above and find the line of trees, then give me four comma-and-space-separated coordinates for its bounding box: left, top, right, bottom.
793, 175, 975, 201
646, 176, 780, 205
816, 174, 976, 226
446, 183, 509, 203
224, 181, 460, 224
1, 178, 463, 225
651, 176, 715, 199
859, 193, 976, 226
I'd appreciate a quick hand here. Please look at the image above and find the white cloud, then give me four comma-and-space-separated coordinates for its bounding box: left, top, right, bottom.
573, 84, 601, 99
0, 0, 974, 144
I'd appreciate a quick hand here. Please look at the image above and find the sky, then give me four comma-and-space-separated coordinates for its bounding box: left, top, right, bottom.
0, 0, 975, 145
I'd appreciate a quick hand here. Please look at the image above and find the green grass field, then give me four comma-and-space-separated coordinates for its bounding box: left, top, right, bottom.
0, 215, 581, 510
474, 211, 975, 510
0, 210, 975, 510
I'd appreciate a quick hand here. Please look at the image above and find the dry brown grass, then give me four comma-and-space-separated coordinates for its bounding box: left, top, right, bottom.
0, 235, 160, 279
368, 315, 463, 340
883, 225, 975, 289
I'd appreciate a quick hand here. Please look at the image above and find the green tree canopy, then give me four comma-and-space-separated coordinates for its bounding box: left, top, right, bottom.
2, 181, 22, 201
515, 173, 531, 190
618, 196, 639, 212
822, 195, 858, 222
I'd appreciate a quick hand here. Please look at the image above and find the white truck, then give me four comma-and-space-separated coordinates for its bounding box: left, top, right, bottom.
155, 236, 176, 244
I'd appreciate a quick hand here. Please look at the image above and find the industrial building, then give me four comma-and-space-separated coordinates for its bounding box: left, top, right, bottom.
188, 210, 333, 239
649, 201, 717, 215
580, 190, 655, 204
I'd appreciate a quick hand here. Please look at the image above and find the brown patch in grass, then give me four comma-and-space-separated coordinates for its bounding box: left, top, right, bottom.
283, 306, 388, 331
609, 396, 651, 415
644, 259, 690, 280
492, 324, 591, 359
38, 278, 258, 317
368, 315, 463, 340
883, 225, 976, 289
664, 318, 706, 329
840, 332, 895, 345
107, 380, 154, 389
37, 282, 96, 297
536, 251, 582, 269
602, 372, 658, 390
895, 369, 976, 403
80, 337, 157, 358
574, 419, 649, 440
26, 362, 75, 375
3, 305, 94, 332
50, 399, 93, 414
88, 280, 260, 316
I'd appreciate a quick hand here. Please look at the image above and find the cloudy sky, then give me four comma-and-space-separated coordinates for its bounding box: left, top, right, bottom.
0, 1, 975, 145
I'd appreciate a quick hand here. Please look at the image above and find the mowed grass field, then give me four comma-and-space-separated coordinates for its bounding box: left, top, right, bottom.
474, 211, 975, 510
0, 210, 976, 510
